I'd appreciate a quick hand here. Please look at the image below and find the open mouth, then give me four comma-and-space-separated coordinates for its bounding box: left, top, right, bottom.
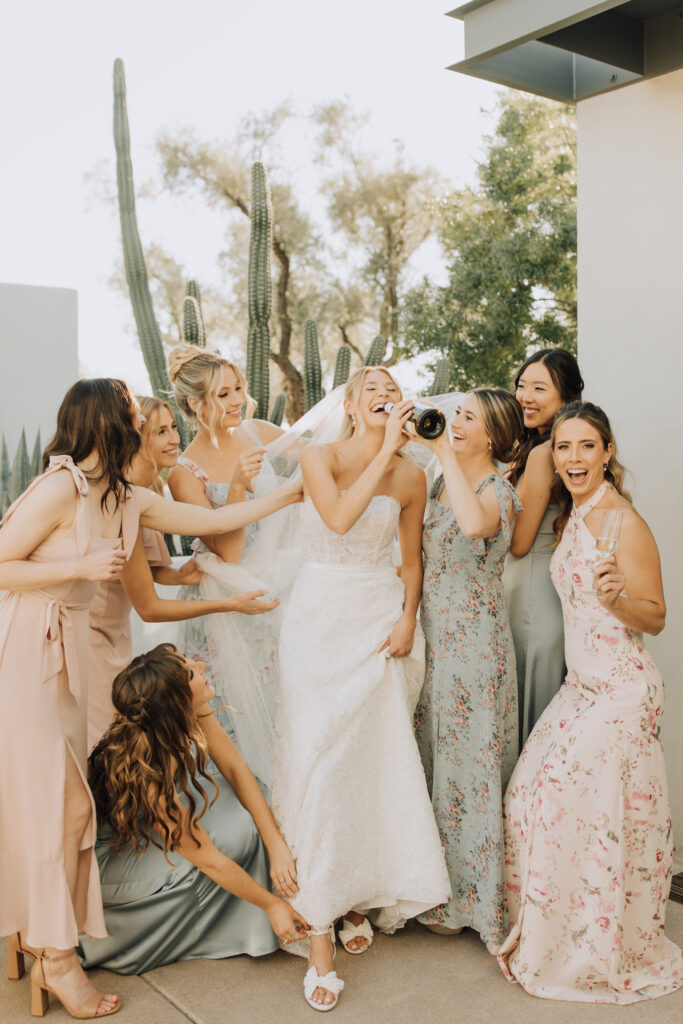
451, 431, 466, 441
567, 469, 588, 484
370, 403, 388, 413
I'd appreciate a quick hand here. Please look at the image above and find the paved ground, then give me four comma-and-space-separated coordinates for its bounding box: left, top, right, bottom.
2, 903, 682, 1024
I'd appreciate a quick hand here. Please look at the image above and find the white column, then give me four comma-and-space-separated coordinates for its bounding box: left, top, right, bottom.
577, 69, 683, 868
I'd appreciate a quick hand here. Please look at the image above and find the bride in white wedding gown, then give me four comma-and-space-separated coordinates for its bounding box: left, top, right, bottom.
271, 367, 451, 1011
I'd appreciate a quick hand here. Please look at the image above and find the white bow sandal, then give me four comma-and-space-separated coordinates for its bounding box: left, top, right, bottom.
338, 916, 374, 955
304, 927, 343, 1012
303, 966, 344, 1012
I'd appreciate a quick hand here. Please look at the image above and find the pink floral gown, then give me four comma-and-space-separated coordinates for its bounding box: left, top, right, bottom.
498, 482, 683, 1003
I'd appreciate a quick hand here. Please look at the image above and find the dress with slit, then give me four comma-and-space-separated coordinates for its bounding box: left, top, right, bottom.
498, 482, 683, 1002
0, 456, 135, 948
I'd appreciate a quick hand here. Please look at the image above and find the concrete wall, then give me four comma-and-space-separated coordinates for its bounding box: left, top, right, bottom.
0, 282, 78, 456
577, 69, 683, 868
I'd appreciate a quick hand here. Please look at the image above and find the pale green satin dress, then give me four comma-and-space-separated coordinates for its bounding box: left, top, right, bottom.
503, 502, 566, 749
79, 774, 278, 974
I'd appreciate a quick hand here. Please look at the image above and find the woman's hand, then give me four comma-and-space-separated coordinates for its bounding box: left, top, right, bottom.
593, 554, 625, 610
78, 542, 128, 581
268, 836, 299, 899
381, 401, 415, 456
223, 591, 280, 615
231, 447, 266, 493
267, 900, 310, 944
379, 613, 416, 658
176, 557, 202, 586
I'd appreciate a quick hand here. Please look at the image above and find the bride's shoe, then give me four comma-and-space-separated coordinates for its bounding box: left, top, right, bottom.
7, 932, 39, 980
30, 950, 121, 1019
338, 916, 373, 955
305, 927, 343, 1012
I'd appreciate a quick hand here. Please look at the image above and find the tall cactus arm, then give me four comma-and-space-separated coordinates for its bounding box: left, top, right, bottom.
182, 295, 205, 346
304, 320, 324, 412
246, 162, 273, 419
269, 394, 286, 427
364, 335, 386, 366
185, 281, 206, 345
427, 356, 451, 396
332, 345, 351, 389
113, 59, 187, 444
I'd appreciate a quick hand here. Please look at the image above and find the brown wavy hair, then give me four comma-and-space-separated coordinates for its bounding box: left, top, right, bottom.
43, 379, 140, 510
88, 644, 217, 856
471, 388, 524, 463
549, 401, 631, 540
509, 348, 584, 486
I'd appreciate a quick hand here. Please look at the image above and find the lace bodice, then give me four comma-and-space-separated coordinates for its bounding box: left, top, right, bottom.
300, 494, 400, 566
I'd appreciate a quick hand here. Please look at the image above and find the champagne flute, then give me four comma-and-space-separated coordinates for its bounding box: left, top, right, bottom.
593, 509, 623, 594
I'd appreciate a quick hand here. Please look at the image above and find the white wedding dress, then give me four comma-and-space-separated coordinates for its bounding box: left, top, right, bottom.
272, 494, 451, 932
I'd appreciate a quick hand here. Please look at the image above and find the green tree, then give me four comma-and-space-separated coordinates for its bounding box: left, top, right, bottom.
405, 93, 577, 391
314, 101, 443, 364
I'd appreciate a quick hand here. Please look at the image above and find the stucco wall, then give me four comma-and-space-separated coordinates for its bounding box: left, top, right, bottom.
577, 69, 683, 868
0, 282, 78, 455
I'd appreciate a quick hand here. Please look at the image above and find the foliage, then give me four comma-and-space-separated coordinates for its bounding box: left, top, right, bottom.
405, 93, 577, 391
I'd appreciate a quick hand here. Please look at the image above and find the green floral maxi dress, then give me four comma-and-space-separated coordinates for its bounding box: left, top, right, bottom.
415, 473, 521, 947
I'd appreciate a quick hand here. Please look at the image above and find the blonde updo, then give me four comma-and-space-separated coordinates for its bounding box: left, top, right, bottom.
342, 366, 403, 438
167, 345, 255, 439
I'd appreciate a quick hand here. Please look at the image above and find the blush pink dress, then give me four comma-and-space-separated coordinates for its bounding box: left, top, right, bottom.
0, 456, 136, 948
88, 526, 171, 751
499, 482, 683, 1003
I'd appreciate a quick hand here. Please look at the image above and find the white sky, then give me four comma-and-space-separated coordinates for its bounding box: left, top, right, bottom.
0, 0, 499, 394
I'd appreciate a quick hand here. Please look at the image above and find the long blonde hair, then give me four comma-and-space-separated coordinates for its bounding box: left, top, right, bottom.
342, 366, 403, 438
550, 401, 631, 539
168, 345, 255, 440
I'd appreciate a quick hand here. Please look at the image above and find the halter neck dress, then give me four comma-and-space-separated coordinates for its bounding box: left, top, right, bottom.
499, 483, 683, 1002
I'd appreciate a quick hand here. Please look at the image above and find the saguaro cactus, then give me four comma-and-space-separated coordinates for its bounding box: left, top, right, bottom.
427, 357, 451, 396
246, 162, 272, 420
304, 320, 324, 412
364, 335, 386, 366
182, 295, 205, 346
9, 430, 31, 504
269, 394, 286, 427
113, 59, 186, 443
332, 345, 351, 389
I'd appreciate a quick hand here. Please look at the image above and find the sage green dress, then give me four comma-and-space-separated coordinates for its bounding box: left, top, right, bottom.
79, 772, 278, 974
503, 501, 566, 749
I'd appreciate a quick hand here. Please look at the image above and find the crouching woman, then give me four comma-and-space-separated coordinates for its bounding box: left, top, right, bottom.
80, 644, 308, 974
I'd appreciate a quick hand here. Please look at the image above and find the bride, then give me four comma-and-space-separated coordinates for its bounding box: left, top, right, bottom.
271, 366, 451, 1012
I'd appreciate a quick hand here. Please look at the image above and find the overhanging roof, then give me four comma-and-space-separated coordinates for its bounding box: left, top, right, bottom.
448, 1, 683, 101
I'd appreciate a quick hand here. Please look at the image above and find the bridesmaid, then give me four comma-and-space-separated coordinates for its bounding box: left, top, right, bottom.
80, 643, 309, 973
0, 378, 301, 1019
414, 389, 523, 952
88, 395, 277, 749
503, 347, 583, 746
167, 345, 285, 785
499, 402, 683, 1002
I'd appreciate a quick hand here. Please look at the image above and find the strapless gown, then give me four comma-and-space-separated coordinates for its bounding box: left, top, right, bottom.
272, 495, 450, 933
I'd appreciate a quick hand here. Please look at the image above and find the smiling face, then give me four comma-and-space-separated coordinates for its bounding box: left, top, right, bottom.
449, 392, 490, 456
142, 405, 180, 470
515, 360, 565, 433
344, 368, 402, 431
198, 366, 245, 433
186, 656, 215, 709
552, 417, 613, 502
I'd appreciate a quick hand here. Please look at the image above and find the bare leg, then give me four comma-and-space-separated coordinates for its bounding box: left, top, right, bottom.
308, 932, 336, 1008
39, 755, 118, 1015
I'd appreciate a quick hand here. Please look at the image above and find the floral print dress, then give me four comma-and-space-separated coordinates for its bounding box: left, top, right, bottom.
415, 472, 521, 947
498, 482, 683, 1002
